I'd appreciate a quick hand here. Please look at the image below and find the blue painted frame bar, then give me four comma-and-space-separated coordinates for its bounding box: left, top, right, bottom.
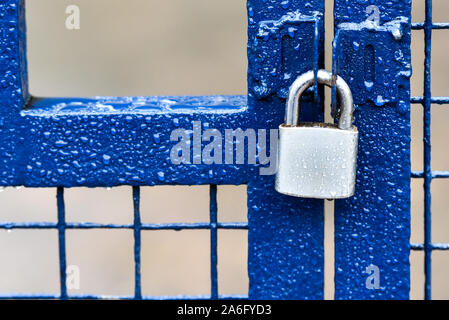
333, 0, 412, 299
19, 96, 252, 187
246, 0, 325, 299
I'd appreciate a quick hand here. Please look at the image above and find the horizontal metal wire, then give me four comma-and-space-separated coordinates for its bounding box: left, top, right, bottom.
411, 96, 449, 104
10, 186, 247, 300
410, 243, 449, 251
412, 22, 449, 30
0, 294, 248, 300
411, 170, 449, 179
0, 221, 248, 230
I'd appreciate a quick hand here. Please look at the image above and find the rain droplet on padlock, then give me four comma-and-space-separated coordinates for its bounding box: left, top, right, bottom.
275, 70, 358, 199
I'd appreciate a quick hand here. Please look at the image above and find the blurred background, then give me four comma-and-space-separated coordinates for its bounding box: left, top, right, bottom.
0, 0, 447, 299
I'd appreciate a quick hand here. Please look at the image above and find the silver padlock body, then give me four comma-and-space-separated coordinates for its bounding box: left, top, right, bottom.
275, 124, 358, 199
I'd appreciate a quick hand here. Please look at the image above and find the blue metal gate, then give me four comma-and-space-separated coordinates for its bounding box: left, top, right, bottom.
0, 0, 446, 300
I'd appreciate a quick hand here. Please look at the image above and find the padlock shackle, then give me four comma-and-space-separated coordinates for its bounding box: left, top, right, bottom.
285, 70, 354, 130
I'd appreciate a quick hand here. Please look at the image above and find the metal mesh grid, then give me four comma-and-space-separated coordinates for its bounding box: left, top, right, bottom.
410, 0, 449, 300
0, 185, 248, 300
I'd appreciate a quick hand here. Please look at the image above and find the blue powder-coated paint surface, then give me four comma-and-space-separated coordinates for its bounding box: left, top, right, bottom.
247, 0, 325, 299
19, 96, 252, 187
0, 0, 29, 187
334, 0, 411, 299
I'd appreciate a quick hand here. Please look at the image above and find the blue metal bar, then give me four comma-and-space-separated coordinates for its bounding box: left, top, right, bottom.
411, 243, 449, 251
411, 170, 449, 179
0, 222, 58, 229
423, 0, 433, 301
16, 96, 251, 188
57, 187, 67, 300
247, 0, 325, 299
25, 96, 248, 115
0, 222, 248, 230
133, 186, 142, 300
411, 96, 449, 104
412, 22, 449, 30
333, 0, 411, 299
210, 184, 218, 299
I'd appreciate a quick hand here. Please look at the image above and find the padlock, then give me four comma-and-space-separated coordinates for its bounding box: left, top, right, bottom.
275, 69, 358, 199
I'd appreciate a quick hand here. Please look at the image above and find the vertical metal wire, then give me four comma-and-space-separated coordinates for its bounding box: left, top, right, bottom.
57, 187, 67, 300
423, 0, 433, 300
210, 184, 218, 299
133, 186, 142, 299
